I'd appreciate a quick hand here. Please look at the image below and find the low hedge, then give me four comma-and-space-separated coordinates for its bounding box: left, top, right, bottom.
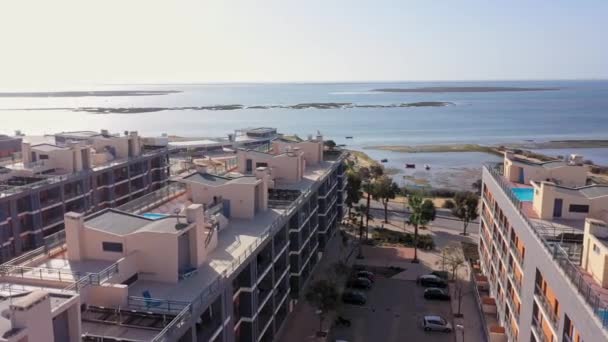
372, 228, 435, 249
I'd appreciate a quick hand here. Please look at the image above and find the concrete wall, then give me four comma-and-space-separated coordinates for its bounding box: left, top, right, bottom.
236, 150, 304, 183
127, 231, 179, 283
189, 181, 259, 219
504, 156, 586, 187
483, 168, 608, 342
532, 182, 608, 220
271, 140, 323, 166
86, 284, 129, 308
582, 219, 608, 288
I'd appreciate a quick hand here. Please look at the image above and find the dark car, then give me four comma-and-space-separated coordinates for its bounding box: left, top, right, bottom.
417, 274, 448, 288
431, 270, 449, 280
342, 290, 367, 305
347, 277, 373, 289
356, 270, 375, 282
424, 288, 451, 300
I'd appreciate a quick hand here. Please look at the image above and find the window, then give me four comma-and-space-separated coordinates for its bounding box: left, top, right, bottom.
255, 162, 268, 168
246, 159, 253, 172
593, 243, 601, 254
39, 154, 49, 160
569, 204, 589, 213
102, 241, 123, 253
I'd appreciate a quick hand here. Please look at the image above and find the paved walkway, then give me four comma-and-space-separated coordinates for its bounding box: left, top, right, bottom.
276, 231, 355, 342
449, 264, 486, 342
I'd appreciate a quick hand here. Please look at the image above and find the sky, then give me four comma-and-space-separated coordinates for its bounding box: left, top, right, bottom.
0, 0, 607, 86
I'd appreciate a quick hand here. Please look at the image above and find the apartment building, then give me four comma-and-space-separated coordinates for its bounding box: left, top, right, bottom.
0, 130, 171, 261
0, 135, 21, 159
0, 133, 346, 342
476, 151, 608, 342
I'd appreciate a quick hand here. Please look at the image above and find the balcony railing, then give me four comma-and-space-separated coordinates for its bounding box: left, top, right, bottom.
485, 163, 608, 331
534, 285, 559, 330
509, 240, 524, 267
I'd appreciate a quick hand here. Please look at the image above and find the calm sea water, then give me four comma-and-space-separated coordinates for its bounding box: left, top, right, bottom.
1, 81, 607, 147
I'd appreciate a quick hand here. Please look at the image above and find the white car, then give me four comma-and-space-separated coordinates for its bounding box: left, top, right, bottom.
422, 315, 453, 332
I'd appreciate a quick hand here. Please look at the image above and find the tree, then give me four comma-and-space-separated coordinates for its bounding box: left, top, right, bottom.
408, 194, 436, 263
304, 279, 340, 334
471, 179, 482, 194
451, 191, 480, 236
441, 243, 465, 281
372, 176, 400, 223
345, 171, 362, 217
354, 204, 367, 258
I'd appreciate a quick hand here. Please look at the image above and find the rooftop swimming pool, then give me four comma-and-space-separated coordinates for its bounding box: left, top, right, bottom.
512, 188, 534, 202
142, 213, 169, 220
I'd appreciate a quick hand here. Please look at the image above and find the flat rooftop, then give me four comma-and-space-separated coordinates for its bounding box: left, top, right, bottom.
127, 208, 285, 304
85, 209, 189, 236
274, 160, 337, 191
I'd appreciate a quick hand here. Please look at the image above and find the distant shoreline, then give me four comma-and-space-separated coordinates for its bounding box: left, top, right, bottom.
1, 101, 453, 114
372, 86, 559, 93
366, 140, 608, 154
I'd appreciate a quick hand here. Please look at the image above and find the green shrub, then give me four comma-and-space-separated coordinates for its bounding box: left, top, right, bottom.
442, 200, 455, 209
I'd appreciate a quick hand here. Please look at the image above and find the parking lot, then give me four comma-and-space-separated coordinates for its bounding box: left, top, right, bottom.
332, 277, 454, 342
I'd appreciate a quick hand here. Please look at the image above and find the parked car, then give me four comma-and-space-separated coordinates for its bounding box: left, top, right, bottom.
423, 288, 451, 301
347, 277, 373, 289
356, 270, 375, 282
422, 315, 452, 332
417, 274, 447, 288
342, 290, 367, 305
431, 270, 449, 280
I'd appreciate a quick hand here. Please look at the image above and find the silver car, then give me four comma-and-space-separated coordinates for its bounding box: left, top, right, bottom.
422, 315, 453, 332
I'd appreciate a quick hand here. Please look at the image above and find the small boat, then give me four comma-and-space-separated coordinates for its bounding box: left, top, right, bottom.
424, 164, 431, 170
380, 158, 388, 163
345, 136, 353, 139
405, 163, 416, 169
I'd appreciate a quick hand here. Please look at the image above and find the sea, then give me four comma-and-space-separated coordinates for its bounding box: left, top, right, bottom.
1, 80, 607, 189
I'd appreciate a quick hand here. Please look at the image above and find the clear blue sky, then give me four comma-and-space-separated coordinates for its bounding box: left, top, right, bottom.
0, 0, 606, 85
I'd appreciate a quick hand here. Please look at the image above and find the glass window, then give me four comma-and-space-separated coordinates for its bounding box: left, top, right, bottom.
102, 241, 123, 253
569, 204, 589, 213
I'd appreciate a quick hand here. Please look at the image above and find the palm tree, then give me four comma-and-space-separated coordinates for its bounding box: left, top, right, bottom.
408, 193, 436, 263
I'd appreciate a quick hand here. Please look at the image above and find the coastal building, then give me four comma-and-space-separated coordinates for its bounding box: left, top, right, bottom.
0, 130, 171, 261
0, 134, 22, 159
0, 133, 347, 342
476, 151, 608, 342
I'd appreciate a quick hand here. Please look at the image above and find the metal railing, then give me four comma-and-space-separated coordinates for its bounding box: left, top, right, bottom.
485, 163, 608, 330
2, 230, 66, 267
117, 182, 185, 214
534, 285, 559, 330
509, 240, 525, 267
1, 148, 169, 198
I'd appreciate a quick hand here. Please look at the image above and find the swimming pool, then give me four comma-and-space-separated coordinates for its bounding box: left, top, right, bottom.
512, 188, 534, 202
142, 213, 169, 220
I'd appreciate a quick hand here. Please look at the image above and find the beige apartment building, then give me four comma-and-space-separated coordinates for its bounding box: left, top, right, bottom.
476, 151, 608, 342
0, 130, 171, 261
0, 132, 347, 342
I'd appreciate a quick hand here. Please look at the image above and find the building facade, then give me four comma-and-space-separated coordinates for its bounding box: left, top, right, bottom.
0, 133, 347, 342
0, 130, 170, 261
477, 152, 608, 342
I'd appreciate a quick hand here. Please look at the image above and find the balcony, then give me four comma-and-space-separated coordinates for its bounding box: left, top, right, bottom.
509, 240, 524, 267
531, 316, 555, 342
534, 285, 559, 332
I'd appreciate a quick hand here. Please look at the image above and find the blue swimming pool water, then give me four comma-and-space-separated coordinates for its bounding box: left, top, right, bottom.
512, 188, 534, 202
142, 213, 168, 220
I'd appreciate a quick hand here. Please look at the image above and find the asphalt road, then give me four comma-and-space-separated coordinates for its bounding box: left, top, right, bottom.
353, 199, 480, 236
333, 279, 454, 342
